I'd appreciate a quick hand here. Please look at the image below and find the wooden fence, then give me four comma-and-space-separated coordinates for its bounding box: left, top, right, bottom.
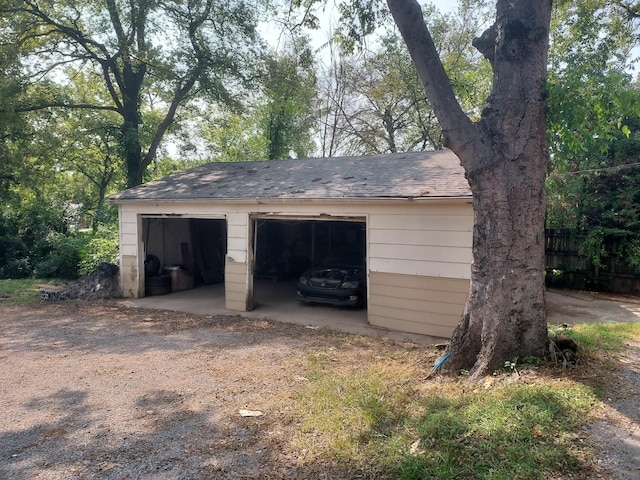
545, 229, 640, 293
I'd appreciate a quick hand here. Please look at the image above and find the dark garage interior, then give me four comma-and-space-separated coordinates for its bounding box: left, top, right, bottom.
141, 216, 367, 309
142, 217, 226, 294
253, 218, 366, 280
252, 218, 367, 308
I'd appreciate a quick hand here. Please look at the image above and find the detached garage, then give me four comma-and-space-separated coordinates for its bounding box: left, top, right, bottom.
109, 149, 473, 338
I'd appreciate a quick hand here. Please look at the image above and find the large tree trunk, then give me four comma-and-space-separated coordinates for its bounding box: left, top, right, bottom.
120, 64, 146, 188
122, 118, 143, 188
388, 0, 552, 378
449, 148, 549, 377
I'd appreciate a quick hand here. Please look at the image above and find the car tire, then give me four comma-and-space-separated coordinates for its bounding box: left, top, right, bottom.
146, 274, 171, 295
144, 255, 161, 276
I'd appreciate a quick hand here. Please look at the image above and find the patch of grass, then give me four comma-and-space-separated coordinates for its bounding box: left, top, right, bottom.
290, 327, 635, 479
555, 322, 640, 356
396, 382, 599, 479
0, 278, 64, 305
294, 352, 422, 470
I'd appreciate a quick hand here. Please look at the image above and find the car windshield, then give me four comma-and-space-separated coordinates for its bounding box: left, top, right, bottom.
322, 249, 364, 267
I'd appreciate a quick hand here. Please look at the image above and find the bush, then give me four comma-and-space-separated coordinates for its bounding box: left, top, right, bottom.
78, 226, 119, 276
0, 200, 73, 278
0, 234, 28, 278
34, 232, 85, 279
0, 198, 119, 279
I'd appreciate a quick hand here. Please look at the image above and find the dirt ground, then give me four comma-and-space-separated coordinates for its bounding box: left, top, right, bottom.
0, 291, 639, 479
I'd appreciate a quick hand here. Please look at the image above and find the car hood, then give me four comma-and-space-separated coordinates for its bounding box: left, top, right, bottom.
302, 265, 363, 285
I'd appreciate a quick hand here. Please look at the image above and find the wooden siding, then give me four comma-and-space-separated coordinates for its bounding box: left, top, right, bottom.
368, 204, 473, 280
118, 209, 143, 297
226, 213, 248, 264
120, 219, 138, 258
120, 255, 140, 298
368, 272, 469, 337
115, 199, 474, 340
120, 235, 138, 257
225, 260, 252, 311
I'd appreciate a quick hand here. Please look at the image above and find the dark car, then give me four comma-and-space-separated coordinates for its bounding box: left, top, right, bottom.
296, 253, 366, 307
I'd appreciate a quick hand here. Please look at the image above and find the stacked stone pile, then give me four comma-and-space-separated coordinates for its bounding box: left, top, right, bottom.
40, 263, 120, 301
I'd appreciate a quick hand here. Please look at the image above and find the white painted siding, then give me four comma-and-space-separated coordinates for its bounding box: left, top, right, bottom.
226, 213, 248, 264
368, 272, 469, 338
118, 210, 142, 297
115, 199, 473, 340
368, 203, 473, 280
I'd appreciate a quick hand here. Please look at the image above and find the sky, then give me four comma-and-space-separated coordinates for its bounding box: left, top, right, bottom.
260, 0, 461, 58
314, 0, 459, 42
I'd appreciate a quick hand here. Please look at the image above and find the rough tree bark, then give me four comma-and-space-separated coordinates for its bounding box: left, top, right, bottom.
387, 0, 551, 378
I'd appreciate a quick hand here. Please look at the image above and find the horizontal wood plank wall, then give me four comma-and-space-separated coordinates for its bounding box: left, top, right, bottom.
226, 213, 248, 264
118, 209, 141, 297
120, 255, 140, 298
225, 260, 250, 311
369, 204, 473, 280
118, 210, 138, 257
368, 272, 469, 337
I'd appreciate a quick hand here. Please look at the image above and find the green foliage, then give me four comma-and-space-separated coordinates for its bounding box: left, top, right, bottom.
576, 227, 640, 272
258, 40, 318, 160
78, 226, 120, 276
546, 1, 640, 282
0, 278, 63, 305
1, 196, 119, 279
202, 113, 269, 162
200, 38, 317, 162
33, 232, 84, 279
622, 237, 640, 269
1, 199, 57, 275
336, 0, 389, 52
293, 339, 608, 480
1, 0, 267, 187
0, 198, 82, 279
396, 383, 598, 479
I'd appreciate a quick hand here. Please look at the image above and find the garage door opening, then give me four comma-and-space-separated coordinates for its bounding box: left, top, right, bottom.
142, 217, 226, 295
252, 218, 367, 310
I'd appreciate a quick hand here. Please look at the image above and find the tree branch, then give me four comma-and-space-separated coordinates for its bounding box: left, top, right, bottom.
3, 103, 120, 114
23, 0, 110, 59
473, 25, 497, 66
142, 74, 199, 170
386, 0, 480, 158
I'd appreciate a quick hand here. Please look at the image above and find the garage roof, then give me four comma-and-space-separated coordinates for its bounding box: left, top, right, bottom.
109, 149, 471, 202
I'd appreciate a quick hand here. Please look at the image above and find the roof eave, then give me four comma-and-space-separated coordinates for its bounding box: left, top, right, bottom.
108, 194, 472, 205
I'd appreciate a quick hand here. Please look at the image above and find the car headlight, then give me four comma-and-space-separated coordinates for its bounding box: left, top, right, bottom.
341, 281, 359, 289
299, 277, 309, 286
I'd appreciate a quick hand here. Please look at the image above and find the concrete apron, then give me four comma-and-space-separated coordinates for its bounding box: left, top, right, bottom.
120, 279, 447, 345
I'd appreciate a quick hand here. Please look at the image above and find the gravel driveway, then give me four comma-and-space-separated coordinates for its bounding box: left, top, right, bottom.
0, 302, 346, 479
1, 292, 639, 479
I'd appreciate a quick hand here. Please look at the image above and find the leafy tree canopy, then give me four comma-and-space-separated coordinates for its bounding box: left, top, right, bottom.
0, 0, 267, 187
546, 0, 640, 276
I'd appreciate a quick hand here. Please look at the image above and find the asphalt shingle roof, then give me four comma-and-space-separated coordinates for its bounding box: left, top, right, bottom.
109, 149, 470, 202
